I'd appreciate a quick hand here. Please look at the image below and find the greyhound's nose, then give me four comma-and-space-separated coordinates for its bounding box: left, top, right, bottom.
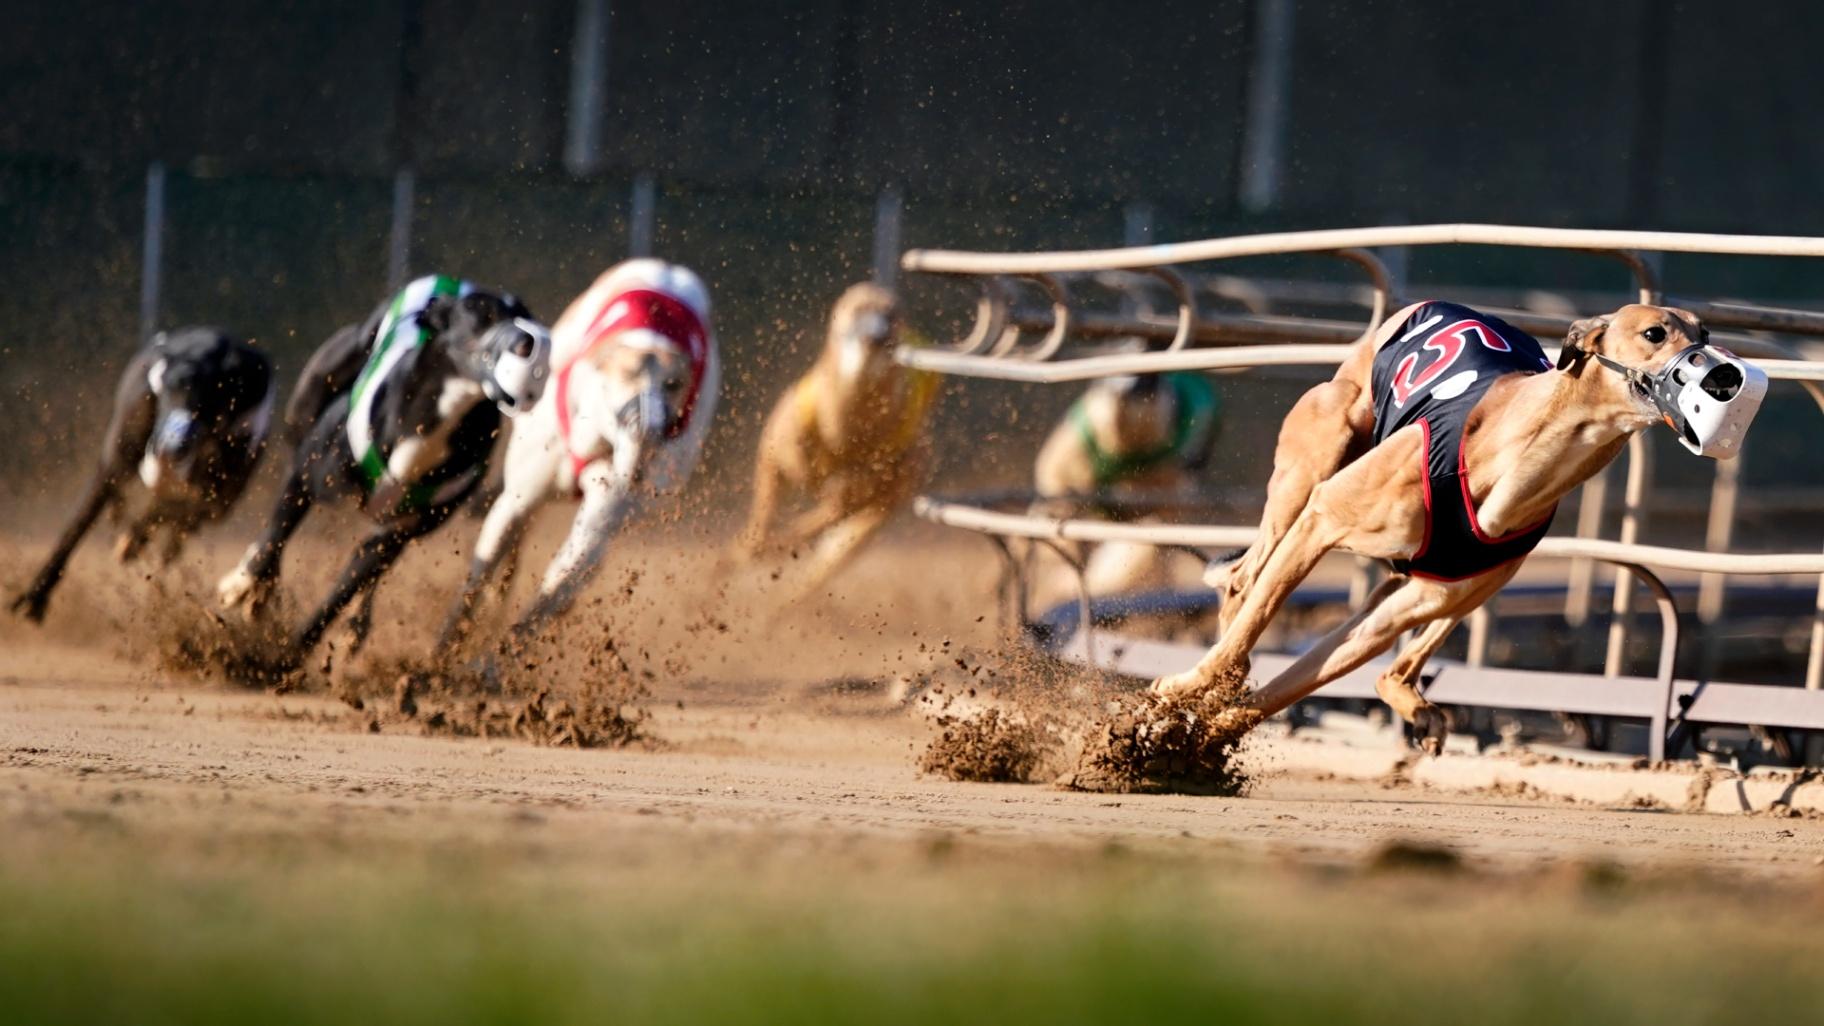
153, 409, 199, 459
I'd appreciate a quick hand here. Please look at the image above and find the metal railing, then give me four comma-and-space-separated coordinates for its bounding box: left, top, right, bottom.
898, 223, 1824, 763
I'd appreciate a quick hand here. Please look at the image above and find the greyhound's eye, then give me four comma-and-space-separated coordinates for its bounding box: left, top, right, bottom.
665, 377, 684, 391
1643, 325, 1667, 344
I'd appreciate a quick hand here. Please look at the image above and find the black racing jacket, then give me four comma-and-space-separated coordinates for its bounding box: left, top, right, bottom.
1370, 301, 1557, 581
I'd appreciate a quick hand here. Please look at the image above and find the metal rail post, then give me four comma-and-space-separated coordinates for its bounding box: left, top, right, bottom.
1036, 538, 1095, 666
1605, 433, 1653, 677
1616, 562, 1681, 763
138, 162, 166, 341
387, 167, 415, 291
629, 172, 656, 257
872, 185, 903, 290
1698, 451, 1742, 678
1238, 0, 1293, 213
1565, 470, 1609, 627
1123, 201, 1155, 248
563, 0, 612, 176
1808, 544, 1824, 691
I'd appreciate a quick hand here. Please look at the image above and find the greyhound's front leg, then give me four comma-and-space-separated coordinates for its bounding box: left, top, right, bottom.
1152, 489, 1347, 697
291, 527, 414, 658
218, 460, 317, 616
511, 476, 635, 643
10, 472, 120, 622
736, 451, 786, 559
438, 481, 543, 649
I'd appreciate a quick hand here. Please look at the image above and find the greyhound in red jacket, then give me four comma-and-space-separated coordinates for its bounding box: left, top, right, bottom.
437, 259, 719, 649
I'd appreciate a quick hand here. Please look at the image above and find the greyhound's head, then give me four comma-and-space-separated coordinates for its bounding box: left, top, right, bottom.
1085, 372, 1174, 454
827, 282, 900, 381
579, 263, 713, 484
429, 290, 551, 417
143, 329, 273, 481
1561, 304, 1767, 458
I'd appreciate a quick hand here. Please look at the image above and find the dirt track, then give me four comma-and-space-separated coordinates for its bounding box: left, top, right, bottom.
8, 624, 1824, 878
6, 520, 1824, 881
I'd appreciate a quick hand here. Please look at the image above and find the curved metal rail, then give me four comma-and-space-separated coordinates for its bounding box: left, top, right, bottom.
900, 341, 1824, 385
904, 222, 1824, 276
913, 497, 1824, 576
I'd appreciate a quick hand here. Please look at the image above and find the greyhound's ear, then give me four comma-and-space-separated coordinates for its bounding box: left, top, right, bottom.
1558, 316, 1608, 371
420, 295, 455, 335
501, 293, 534, 322
1668, 307, 1709, 342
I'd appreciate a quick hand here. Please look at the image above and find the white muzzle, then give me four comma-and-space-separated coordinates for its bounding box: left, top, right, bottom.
1648, 345, 1767, 459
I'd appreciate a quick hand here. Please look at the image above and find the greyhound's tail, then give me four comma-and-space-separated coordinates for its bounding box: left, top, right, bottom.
1200, 546, 1248, 590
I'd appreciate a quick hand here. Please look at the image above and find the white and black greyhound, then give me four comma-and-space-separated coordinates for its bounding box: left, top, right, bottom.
216, 275, 550, 669
10, 327, 274, 622
437, 259, 720, 649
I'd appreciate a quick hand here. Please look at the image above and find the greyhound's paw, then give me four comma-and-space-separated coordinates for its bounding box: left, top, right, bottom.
8, 590, 47, 624
1411, 704, 1452, 757
1150, 672, 1200, 697
1202, 561, 1233, 591
113, 531, 145, 564
216, 566, 267, 614
337, 621, 372, 659
1201, 547, 1249, 589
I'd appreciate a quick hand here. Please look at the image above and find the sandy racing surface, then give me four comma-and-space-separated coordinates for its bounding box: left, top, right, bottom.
10, 658, 1824, 875
7, 529, 1824, 877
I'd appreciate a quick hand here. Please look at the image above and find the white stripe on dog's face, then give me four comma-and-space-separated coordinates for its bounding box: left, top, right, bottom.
837, 335, 872, 379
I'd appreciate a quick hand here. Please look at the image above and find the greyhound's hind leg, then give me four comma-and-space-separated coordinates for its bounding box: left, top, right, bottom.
292, 527, 414, 658
219, 458, 319, 617
1219, 376, 1370, 634
796, 505, 891, 598
439, 490, 538, 649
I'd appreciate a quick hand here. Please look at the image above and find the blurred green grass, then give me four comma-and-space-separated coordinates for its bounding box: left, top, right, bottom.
1, 838, 1820, 1026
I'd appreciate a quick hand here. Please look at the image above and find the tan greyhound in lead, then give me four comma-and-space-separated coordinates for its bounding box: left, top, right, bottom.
738, 282, 939, 590
1153, 299, 1766, 753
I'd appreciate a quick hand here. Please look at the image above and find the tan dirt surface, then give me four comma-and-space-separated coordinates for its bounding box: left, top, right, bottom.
6, 530, 1824, 878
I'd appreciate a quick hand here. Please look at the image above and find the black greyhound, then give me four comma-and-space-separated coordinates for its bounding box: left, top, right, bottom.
10, 328, 273, 622
215, 275, 550, 668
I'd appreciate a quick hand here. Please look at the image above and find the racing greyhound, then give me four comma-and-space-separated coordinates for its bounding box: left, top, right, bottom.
216, 276, 550, 667
737, 282, 938, 590
10, 328, 273, 622
437, 259, 719, 649
1033, 370, 1220, 510
1153, 301, 1767, 754
1029, 369, 1221, 599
